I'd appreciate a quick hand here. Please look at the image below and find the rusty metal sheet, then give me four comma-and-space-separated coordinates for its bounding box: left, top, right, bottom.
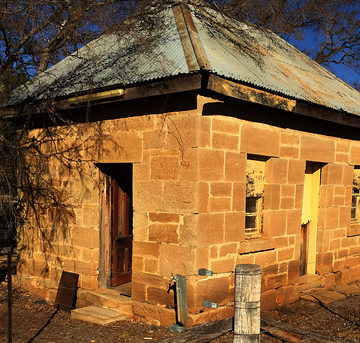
55, 271, 79, 312
8, 2, 360, 118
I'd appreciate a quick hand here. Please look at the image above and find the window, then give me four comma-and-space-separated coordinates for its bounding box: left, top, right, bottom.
245, 157, 265, 237
352, 167, 360, 222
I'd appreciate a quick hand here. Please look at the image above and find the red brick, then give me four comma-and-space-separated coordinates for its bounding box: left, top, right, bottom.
241, 125, 280, 157
300, 136, 335, 163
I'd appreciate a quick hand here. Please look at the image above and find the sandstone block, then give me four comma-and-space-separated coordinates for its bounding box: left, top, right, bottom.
143, 130, 165, 149
159, 245, 196, 276
147, 286, 174, 307
241, 125, 280, 156
219, 243, 238, 257
133, 241, 160, 259
197, 182, 209, 213
212, 132, 239, 151
277, 247, 294, 262
264, 184, 280, 210
198, 213, 224, 245
224, 211, 245, 242
212, 117, 240, 134
263, 210, 287, 237
287, 159, 305, 184
179, 214, 198, 246
350, 143, 360, 165
97, 131, 143, 163
165, 115, 197, 149
163, 181, 196, 212
149, 224, 178, 244
133, 181, 162, 212
265, 158, 288, 184
300, 135, 335, 163
286, 209, 301, 235
150, 155, 179, 180
210, 197, 231, 212
281, 133, 300, 146
211, 182, 232, 197
265, 273, 287, 291
225, 152, 246, 182
198, 149, 224, 181
280, 146, 299, 159
199, 116, 211, 148
131, 282, 146, 302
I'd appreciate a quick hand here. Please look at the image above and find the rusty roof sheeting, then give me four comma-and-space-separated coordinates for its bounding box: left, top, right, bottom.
190, 4, 360, 115
8, 2, 360, 117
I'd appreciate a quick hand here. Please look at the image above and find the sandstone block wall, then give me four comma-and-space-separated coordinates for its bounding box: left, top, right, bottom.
16, 94, 360, 326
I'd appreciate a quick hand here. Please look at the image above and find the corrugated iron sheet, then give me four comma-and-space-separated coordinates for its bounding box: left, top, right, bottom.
8, 6, 189, 105
190, 4, 360, 115
8, 2, 360, 117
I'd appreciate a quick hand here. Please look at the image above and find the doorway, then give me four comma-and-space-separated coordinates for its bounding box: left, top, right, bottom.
97, 163, 133, 290
300, 162, 321, 275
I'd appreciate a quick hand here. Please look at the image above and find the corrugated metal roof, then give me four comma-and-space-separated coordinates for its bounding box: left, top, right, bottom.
8, 1, 360, 117
8, 6, 189, 105
190, 4, 360, 115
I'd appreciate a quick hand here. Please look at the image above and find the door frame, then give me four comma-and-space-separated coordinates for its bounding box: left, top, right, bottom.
97, 163, 133, 289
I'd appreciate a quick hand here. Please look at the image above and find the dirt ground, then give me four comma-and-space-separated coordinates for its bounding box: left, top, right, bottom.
1, 282, 360, 343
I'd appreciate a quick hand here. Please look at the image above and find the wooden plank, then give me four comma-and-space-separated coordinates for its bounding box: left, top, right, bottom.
54, 271, 79, 312
208, 74, 296, 112
176, 275, 188, 328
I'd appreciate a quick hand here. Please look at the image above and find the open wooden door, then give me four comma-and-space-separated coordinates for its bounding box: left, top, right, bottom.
110, 178, 132, 286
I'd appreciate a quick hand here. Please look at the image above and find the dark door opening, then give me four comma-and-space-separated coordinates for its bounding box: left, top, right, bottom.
97, 163, 133, 288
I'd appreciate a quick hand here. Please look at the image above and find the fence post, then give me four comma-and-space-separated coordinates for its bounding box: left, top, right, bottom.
7, 246, 13, 343
233, 264, 261, 343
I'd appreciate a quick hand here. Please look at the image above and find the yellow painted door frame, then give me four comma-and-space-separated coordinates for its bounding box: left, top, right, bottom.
301, 162, 321, 275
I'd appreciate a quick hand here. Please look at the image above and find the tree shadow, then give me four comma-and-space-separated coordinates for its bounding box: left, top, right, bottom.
26, 307, 59, 343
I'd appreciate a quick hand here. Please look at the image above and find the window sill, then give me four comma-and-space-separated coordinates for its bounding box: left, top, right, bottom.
239, 237, 275, 255
348, 223, 360, 237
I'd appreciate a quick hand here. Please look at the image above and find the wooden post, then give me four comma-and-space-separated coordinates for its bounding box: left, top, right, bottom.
233, 264, 261, 343
7, 246, 13, 343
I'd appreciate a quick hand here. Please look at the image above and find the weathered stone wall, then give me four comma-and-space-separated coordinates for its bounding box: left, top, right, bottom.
15, 94, 360, 326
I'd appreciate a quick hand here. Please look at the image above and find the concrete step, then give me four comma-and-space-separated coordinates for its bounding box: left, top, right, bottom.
77, 289, 133, 316
310, 289, 347, 305
72, 306, 125, 325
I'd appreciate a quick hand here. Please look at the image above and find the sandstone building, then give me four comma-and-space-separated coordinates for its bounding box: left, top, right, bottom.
7, 1, 360, 327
